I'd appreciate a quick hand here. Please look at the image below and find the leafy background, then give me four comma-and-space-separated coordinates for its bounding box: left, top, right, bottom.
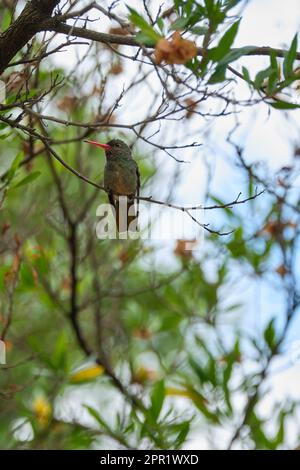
0, 0, 300, 449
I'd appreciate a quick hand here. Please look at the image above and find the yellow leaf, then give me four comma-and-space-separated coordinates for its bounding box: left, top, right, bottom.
133, 366, 158, 384
33, 396, 52, 427
166, 387, 208, 406
70, 364, 105, 383
166, 387, 194, 399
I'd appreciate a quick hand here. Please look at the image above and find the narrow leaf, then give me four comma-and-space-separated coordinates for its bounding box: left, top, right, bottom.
127, 6, 161, 42
254, 66, 272, 89
209, 19, 241, 62
208, 65, 227, 84
283, 34, 298, 79
150, 379, 165, 421
6, 152, 23, 182
217, 46, 256, 67
270, 100, 300, 110
170, 17, 191, 31
11, 171, 41, 189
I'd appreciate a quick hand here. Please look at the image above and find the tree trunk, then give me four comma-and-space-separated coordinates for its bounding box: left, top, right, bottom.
0, 0, 60, 75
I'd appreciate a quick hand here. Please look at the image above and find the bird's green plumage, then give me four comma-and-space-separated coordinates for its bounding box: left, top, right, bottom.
103, 139, 140, 231
104, 139, 138, 195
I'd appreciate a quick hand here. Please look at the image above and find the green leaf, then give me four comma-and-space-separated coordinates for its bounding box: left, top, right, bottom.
185, 57, 201, 76
254, 66, 272, 89
272, 409, 286, 447
149, 379, 165, 421
188, 387, 219, 423
208, 64, 227, 84
184, 0, 195, 16
135, 32, 157, 47
6, 152, 23, 183
217, 46, 256, 67
209, 19, 241, 62
11, 171, 41, 189
51, 332, 68, 372
265, 52, 279, 93
242, 66, 251, 83
270, 100, 300, 110
249, 412, 273, 449
173, 421, 191, 448
210, 195, 235, 217
248, 174, 254, 198
170, 17, 191, 31
84, 406, 111, 433
190, 26, 209, 36
264, 318, 276, 350
0, 131, 12, 140
20, 263, 35, 288
189, 356, 209, 383
1, 9, 11, 31
209, 46, 256, 83
157, 17, 164, 34
204, 0, 214, 17
27, 336, 65, 371
174, 0, 182, 12
223, 0, 243, 12
127, 6, 162, 42
283, 34, 298, 79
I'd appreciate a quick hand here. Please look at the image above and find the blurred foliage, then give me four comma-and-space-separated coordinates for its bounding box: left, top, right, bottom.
0, 0, 300, 451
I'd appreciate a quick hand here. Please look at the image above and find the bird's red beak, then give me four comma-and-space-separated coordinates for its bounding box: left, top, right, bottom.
84, 140, 111, 150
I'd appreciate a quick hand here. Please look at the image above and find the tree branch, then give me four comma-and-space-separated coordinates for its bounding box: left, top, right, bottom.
44, 21, 300, 61
2, 5, 300, 77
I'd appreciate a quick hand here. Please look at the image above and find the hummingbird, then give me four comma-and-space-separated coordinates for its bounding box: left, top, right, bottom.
84, 139, 140, 232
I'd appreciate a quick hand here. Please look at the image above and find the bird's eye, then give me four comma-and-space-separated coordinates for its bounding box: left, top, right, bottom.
116, 143, 120, 147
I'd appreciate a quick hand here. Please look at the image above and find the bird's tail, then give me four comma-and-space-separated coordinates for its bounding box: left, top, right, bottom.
112, 196, 138, 232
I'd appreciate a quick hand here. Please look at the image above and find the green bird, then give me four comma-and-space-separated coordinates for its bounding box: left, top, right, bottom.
84, 139, 140, 232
